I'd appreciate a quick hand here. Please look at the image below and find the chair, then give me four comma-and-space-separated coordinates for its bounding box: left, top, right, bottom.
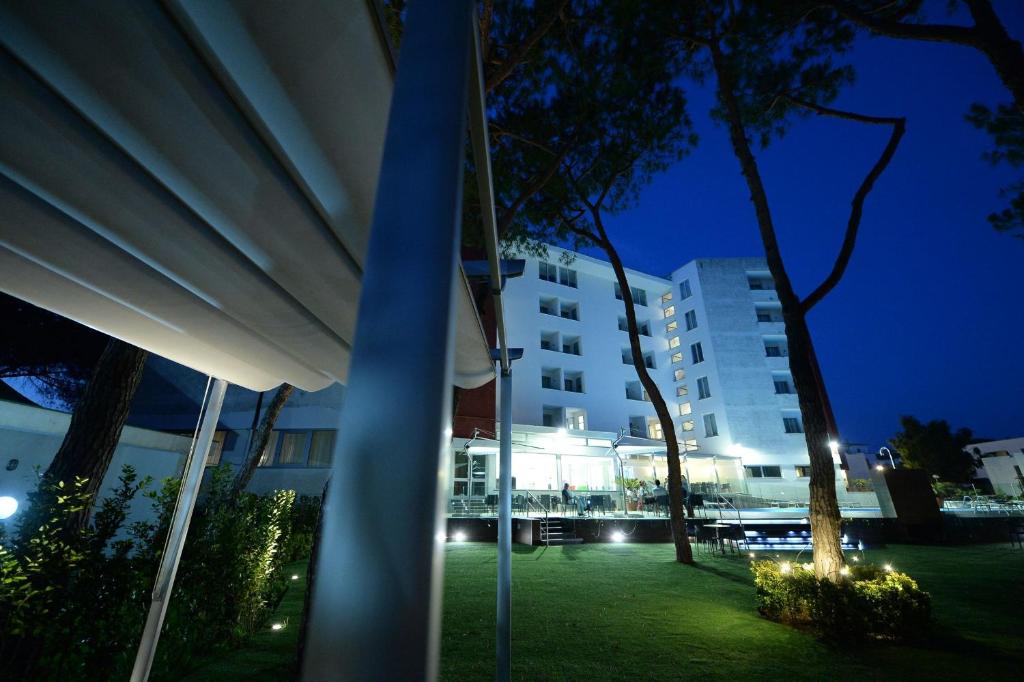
1010, 522, 1024, 550
485, 494, 498, 514
590, 494, 608, 515
695, 525, 718, 555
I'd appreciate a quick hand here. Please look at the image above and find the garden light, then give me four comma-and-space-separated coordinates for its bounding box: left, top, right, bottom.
271, 623, 284, 631
0, 496, 17, 519
454, 531, 467, 542
749, 552, 756, 559
610, 531, 625, 542
883, 563, 893, 572
779, 562, 792, 574
840, 566, 850, 576
876, 465, 885, 471
852, 556, 860, 562
291, 574, 299, 581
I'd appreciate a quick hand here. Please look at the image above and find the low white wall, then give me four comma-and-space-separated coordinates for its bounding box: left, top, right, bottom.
0, 400, 192, 528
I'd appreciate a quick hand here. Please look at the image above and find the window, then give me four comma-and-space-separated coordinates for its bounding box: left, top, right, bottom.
559, 301, 579, 321
665, 321, 678, 333
559, 266, 578, 288
206, 430, 227, 466
566, 408, 587, 430
674, 370, 686, 383
795, 465, 812, 478
618, 316, 628, 332
663, 305, 676, 319
679, 279, 693, 300
633, 287, 648, 306
684, 439, 698, 452
648, 419, 664, 440
638, 321, 651, 336
783, 415, 804, 434
684, 310, 697, 331
660, 291, 673, 304
628, 416, 647, 437
562, 335, 581, 355
540, 330, 558, 351
669, 336, 681, 349
308, 431, 336, 467
703, 413, 719, 438
258, 430, 337, 467
621, 348, 632, 365
676, 384, 688, 397
564, 371, 584, 393
747, 274, 775, 290
643, 352, 656, 369
764, 338, 788, 357
614, 282, 624, 300
678, 401, 692, 416
755, 303, 783, 323
681, 420, 695, 432
671, 352, 683, 364
690, 342, 704, 364
697, 376, 711, 399
542, 405, 563, 428
625, 381, 646, 401
539, 296, 557, 316
774, 379, 793, 394
541, 367, 561, 390
539, 262, 558, 282
745, 465, 782, 478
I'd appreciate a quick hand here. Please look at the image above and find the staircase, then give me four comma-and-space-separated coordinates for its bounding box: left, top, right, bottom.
540, 517, 583, 546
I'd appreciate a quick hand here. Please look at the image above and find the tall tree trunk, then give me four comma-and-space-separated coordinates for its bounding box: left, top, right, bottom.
709, 40, 844, 579
43, 338, 148, 527
231, 383, 295, 497
594, 217, 694, 564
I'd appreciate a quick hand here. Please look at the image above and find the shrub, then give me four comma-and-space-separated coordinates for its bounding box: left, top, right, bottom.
0, 464, 310, 680
751, 560, 931, 641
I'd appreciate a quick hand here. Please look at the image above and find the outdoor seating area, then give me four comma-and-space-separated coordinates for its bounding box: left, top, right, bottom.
941, 495, 1024, 516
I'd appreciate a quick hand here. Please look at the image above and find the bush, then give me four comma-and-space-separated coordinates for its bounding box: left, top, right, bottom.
751, 560, 931, 641
0, 464, 311, 680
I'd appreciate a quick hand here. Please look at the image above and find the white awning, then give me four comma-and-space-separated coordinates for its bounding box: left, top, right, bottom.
0, 0, 495, 392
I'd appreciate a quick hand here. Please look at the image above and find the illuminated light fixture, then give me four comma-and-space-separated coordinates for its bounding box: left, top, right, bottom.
291, 574, 299, 581
883, 563, 893, 572
271, 623, 284, 631
875, 465, 885, 471
840, 566, 850, 576
0, 496, 17, 520
454, 531, 467, 543
802, 563, 813, 571
749, 552, 756, 559
852, 556, 860, 562
610, 531, 625, 543
828, 440, 839, 450
779, 562, 792, 574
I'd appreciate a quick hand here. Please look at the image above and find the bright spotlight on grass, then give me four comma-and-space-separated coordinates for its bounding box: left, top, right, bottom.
840, 566, 850, 576
291, 574, 299, 581
454, 531, 467, 543
271, 623, 284, 631
610, 531, 625, 542
779, 562, 792, 574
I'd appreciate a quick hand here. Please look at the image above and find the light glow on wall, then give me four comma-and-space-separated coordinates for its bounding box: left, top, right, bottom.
0, 496, 18, 520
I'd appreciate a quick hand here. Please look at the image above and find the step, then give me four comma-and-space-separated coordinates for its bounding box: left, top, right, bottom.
547, 538, 583, 545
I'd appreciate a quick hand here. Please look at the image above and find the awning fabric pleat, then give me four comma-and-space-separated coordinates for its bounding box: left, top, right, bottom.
0, 0, 495, 392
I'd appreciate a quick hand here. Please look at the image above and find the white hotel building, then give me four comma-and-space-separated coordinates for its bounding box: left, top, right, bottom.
451, 245, 871, 512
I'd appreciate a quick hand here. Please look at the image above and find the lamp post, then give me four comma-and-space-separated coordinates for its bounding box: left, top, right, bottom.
879, 446, 896, 469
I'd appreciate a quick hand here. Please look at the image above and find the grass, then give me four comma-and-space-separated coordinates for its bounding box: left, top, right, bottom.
176, 560, 308, 681
183, 545, 1024, 680
440, 543, 1024, 681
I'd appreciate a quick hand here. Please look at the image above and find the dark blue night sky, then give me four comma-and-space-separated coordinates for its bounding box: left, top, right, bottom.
580, 6, 1024, 448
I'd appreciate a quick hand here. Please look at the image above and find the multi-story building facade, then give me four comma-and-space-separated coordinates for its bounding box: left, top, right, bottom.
490, 245, 858, 506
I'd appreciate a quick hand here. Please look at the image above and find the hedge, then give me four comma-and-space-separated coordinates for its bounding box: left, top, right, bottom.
751, 560, 931, 641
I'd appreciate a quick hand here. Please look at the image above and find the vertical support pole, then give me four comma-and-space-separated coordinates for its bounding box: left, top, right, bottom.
131, 378, 228, 682
497, 367, 512, 682
301, 1, 474, 679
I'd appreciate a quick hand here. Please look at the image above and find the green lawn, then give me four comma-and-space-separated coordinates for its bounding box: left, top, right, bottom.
181, 545, 1024, 681
441, 543, 1024, 681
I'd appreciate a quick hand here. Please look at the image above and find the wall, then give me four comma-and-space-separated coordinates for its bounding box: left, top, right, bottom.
0, 400, 192, 528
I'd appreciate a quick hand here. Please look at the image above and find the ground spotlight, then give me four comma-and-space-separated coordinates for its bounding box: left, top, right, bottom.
610, 531, 625, 543
454, 531, 467, 542
271, 623, 284, 631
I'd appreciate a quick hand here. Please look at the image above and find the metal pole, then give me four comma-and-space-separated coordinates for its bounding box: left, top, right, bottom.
301, 2, 474, 679
497, 367, 512, 682
131, 378, 227, 682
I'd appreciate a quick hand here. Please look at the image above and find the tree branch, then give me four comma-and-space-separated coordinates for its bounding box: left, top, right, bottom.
785, 96, 906, 313
485, 0, 571, 94
496, 145, 570, 236
818, 0, 982, 47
